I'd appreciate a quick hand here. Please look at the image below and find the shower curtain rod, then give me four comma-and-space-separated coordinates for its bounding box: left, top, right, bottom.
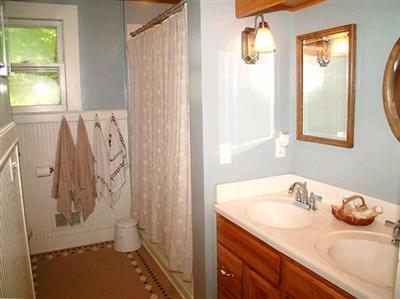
129, 0, 187, 38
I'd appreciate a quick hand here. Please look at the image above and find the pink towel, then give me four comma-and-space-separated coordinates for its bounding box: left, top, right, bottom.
52, 117, 75, 224
73, 115, 97, 221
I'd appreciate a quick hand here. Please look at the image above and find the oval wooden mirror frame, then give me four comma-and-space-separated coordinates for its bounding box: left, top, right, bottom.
383, 37, 400, 141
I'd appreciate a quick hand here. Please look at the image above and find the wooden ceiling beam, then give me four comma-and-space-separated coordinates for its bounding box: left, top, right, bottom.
236, 0, 325, 18
127, 0, 180, 4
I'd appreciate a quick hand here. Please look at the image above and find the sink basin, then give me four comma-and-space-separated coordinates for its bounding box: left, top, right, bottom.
315, 231, 398, 288
245, 201, 312, 229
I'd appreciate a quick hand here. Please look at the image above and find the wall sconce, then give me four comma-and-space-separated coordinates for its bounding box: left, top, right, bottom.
305, 33, 349, 68
242, 14, 276, 64
316, 37, 331, 67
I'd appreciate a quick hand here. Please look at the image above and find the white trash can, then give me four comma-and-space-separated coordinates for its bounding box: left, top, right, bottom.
114, 217, 141, 252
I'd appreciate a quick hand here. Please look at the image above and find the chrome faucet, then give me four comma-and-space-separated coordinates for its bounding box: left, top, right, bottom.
288, 182, 322, 210
289, 182, 308, 203
385, 220, 400, 246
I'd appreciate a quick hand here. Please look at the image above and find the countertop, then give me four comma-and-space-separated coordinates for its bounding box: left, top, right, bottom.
214, 192, 397, 299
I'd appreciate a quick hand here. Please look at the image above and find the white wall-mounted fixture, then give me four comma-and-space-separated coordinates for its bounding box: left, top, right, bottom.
275, 130, 289, 158
241, 14, 276, 64
278, 130, 290, 147
316, 37, 331, 67
35, 166, 53, 178
220, 143, 232, 165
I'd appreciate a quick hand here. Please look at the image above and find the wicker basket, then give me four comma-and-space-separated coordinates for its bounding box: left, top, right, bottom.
331, 195, 378, 226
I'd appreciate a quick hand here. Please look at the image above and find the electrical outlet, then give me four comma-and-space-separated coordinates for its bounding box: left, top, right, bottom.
275, 138, 286, 158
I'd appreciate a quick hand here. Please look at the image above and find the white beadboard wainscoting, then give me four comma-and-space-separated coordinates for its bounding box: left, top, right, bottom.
14, 110, 131, 254
0, 123, 35, 298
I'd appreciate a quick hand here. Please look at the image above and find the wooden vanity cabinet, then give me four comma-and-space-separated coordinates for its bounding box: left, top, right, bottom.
243, 266, 280, 299
217, 215, 355, 299
217, 243, 243, 299
281, 258, 354, 299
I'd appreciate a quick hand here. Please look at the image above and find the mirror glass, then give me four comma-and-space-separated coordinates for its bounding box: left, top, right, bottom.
383, 37, 400, 141
297, 25, 356, 148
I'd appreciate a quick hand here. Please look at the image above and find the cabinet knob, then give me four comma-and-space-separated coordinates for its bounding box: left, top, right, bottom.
220, 268, 234, 277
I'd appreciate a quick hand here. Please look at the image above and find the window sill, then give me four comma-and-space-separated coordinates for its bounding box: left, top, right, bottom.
12, 104, 67, 115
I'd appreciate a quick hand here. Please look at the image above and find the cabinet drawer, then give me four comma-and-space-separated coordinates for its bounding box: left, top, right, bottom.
217, 215, 281, 286
281, 258, 355, 299
217, 243, 243, 299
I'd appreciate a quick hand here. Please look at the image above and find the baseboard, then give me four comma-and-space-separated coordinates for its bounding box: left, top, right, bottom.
141, 238, 193, 299
29, 228, 115, 254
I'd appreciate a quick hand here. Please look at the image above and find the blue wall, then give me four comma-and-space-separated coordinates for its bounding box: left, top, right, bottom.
75, 0, 126, 110
290, 1, 400, 204
188, 1, 294, 298
188, 0, 400, 298
124, 1, 172, 25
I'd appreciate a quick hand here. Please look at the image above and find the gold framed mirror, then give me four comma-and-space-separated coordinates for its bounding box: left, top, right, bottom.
383, 37, 400, 141
296, 24, 356, 148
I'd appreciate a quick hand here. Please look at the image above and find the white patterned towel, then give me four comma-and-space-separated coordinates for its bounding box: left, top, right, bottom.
108, 114, 127, 207
93, 115, 112, 207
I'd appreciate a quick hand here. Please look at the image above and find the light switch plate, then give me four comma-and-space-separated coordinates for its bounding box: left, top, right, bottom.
220, 143, 232, 164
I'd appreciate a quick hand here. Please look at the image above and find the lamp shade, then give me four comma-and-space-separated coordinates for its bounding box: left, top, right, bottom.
254, 23, 276, 53
331, 36, 349, 56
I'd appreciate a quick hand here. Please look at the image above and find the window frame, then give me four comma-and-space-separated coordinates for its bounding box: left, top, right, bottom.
5, 1, 81, 114
8, 18, 67, 112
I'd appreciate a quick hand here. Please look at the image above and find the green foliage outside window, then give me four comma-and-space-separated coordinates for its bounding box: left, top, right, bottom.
7, 24, 61, 107
9, 26, 57, 64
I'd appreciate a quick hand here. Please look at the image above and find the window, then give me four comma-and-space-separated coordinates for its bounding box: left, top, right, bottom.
5, 1, 81, 113
8, 19, 66, 111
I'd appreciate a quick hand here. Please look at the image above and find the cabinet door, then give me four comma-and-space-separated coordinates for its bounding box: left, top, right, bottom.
217, 216, 281, 287
281, 258, 354, 299
217, 243, 243, 299
218, 286, 237, 299
243, 266, 280, 299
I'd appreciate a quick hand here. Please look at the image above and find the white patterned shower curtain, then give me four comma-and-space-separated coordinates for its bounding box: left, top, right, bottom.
126, 7, 192, 281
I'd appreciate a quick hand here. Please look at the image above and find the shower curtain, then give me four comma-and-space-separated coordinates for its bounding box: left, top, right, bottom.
127, 7, 192, 281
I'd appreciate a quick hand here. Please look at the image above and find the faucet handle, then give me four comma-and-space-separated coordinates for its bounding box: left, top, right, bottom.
309, 192, 322, 210
310, 192, 322, 201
